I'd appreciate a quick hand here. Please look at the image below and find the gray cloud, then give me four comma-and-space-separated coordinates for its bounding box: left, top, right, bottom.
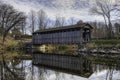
0, 0, 117, 22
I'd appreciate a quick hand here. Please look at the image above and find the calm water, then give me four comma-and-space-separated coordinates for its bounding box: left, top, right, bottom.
0, 52, 120, 80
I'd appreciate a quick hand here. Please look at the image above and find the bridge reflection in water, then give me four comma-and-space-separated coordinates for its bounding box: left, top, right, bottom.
32, 51, 93, 77
32, 51, 120, 80
0, 51, 120, 80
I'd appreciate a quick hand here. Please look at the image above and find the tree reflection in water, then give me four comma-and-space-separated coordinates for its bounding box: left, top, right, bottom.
90, 63, 120, 80
0, 55, 120, 80
0, 59, 25, 80
55, 72, 65, 80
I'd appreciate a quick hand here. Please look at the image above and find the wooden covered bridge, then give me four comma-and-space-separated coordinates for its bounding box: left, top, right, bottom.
32, 22, 93, 73
32, 22, 93, 45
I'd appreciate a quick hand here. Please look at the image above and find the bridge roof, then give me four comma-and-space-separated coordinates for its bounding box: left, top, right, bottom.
33, 23, 92, 34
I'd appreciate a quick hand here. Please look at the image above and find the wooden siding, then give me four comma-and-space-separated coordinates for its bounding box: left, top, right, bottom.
32, 23, 92, 45
33, 29, 82, 44
33, 53, 92, 72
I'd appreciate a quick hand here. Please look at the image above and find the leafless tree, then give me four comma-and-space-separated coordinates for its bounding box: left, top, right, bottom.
37, 9, 48, 30
114, 23, 120, 39
54, 16, 66, 27
0, 4, 26, 41
54, 16, 61, 27
29, 10, 36, 34
90, 0, 120, 38
68, 17, 76, 25
89, 22, 98, 39
0, 3, 26, 80
60, 17, 66, 27
20, 19, 26, 35
89, 21, 109, 39
11, 17, 26, 36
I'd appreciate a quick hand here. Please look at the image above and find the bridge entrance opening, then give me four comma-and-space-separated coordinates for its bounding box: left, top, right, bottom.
82, 28, 91, 42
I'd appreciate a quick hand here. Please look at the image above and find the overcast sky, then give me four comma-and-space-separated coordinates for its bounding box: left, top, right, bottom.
0, 0, 119, 22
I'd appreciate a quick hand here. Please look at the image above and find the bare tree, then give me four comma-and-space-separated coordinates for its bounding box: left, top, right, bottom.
37, 9, 48, 30
54, 16, 60, 27
54, 16, 66, 27
114, 23, 120, 39
11, 17, 26, 36
29, 10, 36, 34
89, 22, 98, 39
0, 3, 26, 80
60, 17, 66, 27
21, 18, 26, 35
0, 4, 26, 41
90, 0, 120, 38
68, 17, 76, 25
89, 21, 109, 39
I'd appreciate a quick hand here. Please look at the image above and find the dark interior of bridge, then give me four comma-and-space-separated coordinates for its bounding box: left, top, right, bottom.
83, 28, 91, 42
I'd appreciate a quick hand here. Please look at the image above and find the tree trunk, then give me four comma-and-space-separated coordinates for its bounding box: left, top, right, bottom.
108, 18, 113, 39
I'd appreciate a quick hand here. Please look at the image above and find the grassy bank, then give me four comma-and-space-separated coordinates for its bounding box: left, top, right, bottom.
0, 36, 20, 49
0, 51, 18, 61
38, 44, 78, 55
0, 35, 32, 61
0, 36, 20, 61
91, 40, 120, 45
86, 40, 120, 49
0, 35, 31, 50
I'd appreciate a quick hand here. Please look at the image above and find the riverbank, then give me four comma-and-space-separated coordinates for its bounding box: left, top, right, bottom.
0, 51, 19, 61
0, 35, 32, 50
0, 35, 32, 61
0, 36, 20, 49
87, 40, 120, 49
81, 40, 120, 53
0, 50, 32, 61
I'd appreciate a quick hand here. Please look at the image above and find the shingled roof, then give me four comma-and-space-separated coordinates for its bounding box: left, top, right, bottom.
33, 23, 93, 34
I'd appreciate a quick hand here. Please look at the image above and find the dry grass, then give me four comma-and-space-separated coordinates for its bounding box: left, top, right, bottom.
0, 36, 20, 61
39, 44, 78, 55
0, 36, 20, 49
0, 51, 18, 61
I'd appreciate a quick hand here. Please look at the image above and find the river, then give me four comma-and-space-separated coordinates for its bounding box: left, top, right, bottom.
0, 51, 120, 80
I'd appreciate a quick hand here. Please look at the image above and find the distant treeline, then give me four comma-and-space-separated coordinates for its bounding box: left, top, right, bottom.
89, 22, 120, 39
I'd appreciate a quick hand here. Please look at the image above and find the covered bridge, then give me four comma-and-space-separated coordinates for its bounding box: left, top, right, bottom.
32, 22, 93, 45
